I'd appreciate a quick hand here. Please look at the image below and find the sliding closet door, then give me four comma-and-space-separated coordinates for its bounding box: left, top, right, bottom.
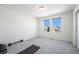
77, 10, 79, 48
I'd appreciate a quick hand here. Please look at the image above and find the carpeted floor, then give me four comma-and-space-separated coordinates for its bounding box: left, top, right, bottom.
7, 37, 79, 54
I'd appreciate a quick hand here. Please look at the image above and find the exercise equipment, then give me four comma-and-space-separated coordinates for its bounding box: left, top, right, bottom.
0, 39, 23, 54
18, 44, 40, 54
0, 44, 7, 54
8, 40, 23, 46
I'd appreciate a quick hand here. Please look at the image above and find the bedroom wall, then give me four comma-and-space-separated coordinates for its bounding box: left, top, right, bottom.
0, 7, 37, 44
37, 11, 73, 42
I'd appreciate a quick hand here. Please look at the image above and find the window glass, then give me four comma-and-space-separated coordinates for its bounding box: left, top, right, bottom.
52, 17, 61, 32
44, 19, 50, 32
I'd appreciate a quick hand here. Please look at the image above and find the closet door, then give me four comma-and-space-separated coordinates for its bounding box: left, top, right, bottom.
77, 10, 79, 48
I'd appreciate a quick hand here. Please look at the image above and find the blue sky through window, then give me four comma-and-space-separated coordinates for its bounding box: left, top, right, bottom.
44, 19, 50, 27
52, 17, 61, 27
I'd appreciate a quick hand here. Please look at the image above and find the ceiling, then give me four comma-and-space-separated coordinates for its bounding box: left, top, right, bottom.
0, 4, 75, 18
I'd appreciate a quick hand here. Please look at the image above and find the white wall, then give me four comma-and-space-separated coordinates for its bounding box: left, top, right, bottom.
73, 5, 79, 47
0, 7, 37, 44
37, 11, 73, 42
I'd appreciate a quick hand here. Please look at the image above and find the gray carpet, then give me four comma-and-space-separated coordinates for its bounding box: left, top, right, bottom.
7, 37, 79, 54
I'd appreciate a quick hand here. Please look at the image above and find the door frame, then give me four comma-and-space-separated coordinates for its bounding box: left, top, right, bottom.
75, 9, 79, 47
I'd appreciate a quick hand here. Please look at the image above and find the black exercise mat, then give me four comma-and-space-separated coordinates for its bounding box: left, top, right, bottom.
18, 45, 40, 54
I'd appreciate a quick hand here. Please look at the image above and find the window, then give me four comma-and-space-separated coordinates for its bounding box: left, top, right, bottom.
52, 17, 61, 32
43, 17, 61, 32
43, 19, 50, 32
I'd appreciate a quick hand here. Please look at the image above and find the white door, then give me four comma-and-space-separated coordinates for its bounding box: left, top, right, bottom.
77, 10, 79, 48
